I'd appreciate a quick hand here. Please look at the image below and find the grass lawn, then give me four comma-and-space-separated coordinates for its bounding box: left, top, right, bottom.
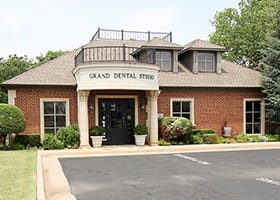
0, 150, 37, 200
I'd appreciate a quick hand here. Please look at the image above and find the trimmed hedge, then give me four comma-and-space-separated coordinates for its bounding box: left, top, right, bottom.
14, 134, 41, 148
191, 129, 216, 135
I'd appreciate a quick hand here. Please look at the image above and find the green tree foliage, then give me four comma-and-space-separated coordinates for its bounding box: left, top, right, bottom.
0, 104, 25, 147
34, 50, 65, 67
262, 4, 280, 125
0, 50, 66, 103
210, 0, 278, 68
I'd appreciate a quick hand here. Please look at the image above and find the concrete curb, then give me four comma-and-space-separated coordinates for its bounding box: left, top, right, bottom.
38, 142, 280, 200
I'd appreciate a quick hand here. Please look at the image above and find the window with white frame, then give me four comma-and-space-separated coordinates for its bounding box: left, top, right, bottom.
43, 101, 67, 134
198, 52, 215, 72
171, 100, 192, 120
156, 51, 172, 71
245, 100, 261, 134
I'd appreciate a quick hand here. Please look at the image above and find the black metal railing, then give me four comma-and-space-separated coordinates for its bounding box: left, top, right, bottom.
75, 45, 156, 66
91, 28, 172, 42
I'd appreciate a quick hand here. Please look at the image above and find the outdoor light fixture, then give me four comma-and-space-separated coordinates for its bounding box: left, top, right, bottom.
89, 103, 94, 110
140, 103, 145, 112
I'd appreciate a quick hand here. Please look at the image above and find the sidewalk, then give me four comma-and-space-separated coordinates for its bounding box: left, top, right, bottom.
37, 142, 280, 200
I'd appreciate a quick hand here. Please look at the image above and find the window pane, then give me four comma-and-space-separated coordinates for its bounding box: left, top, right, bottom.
44, 102, 54, 114
44, 116, 54, 127
246, 101, 252, 111
56, 102, 66, 114
206, 54, 214, 60
254, 101, 261, 111
254, 113, 261, 123
254, 123, 261, 133
44, 128, 55, 134
173, 113, 181, 117
173, 102, 180, 112
161, 51, 171, 60
182, 113, 190, 119
246, 113, 252, 123
182, 102, 190, 112
246, 124, 252, 134
56, 116, 66, 127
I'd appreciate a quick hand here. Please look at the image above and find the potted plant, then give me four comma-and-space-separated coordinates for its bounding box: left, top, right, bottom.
222, 120, 232, 138
89, 126, 104, 147
134, 124, 147, 146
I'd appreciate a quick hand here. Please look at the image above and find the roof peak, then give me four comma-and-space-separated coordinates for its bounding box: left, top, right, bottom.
179, 39, 227, 54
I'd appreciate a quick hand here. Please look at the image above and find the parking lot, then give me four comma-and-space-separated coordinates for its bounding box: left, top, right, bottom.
60, 149, 280, 200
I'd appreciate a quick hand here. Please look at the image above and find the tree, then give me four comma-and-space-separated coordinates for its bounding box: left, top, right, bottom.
210, 0, 278, 69
261, 4, 280, 125
34, 50, 66, 67
0, 104, 25, 148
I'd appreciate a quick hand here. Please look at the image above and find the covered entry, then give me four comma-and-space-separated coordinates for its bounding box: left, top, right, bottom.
99, 98, 135, 145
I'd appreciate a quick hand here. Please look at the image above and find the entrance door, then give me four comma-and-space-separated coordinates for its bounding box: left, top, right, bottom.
99, 99, 135, 145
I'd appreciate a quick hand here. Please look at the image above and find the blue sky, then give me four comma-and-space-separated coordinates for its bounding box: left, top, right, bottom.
0, 0, 239, 59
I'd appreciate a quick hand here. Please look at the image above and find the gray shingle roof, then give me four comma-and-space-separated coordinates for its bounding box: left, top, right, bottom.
179, 39, 227, 54
2, 50, 78, 86
159, 60, 262, 88
2, 38, 262, 88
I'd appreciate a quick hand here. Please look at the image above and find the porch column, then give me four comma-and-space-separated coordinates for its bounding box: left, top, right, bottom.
78, 90, 90, 148
147, 90, 160, 145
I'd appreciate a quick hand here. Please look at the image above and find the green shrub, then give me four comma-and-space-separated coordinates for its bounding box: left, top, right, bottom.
202, 134, 218, 144
162, 116, 193, 139
191, 129, 216, 135
217, 137, 235, 144
247, 135, 260, 142
158, 139, 171, 146
266, 134, 280, 142
57, 124, 80, 148
0, 104, 25, 147
43, 134, 64, 150
134, 124, 148, 135
13, 143, 26, 150
89, 126, 104, 136
234, 133, 250, 143
14, 134, 41, 148
190, 134, 203, 144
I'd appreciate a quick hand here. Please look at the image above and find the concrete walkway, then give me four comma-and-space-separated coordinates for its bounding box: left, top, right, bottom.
37, 142, 280, 200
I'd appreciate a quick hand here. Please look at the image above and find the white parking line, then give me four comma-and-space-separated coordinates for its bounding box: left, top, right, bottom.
256, 177, 280, 186
174, 154, 211, 165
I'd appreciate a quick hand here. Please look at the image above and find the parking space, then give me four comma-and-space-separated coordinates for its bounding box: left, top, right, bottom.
59, 149, 280, 200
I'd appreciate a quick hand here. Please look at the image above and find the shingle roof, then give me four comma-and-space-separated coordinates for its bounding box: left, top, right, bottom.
2, 38, 262, 88
2, 50, 78, 86
159, 60, 262, 88
179, 39, 227, 54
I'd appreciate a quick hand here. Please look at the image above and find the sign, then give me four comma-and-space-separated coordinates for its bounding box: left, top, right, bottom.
74, 63, 159, 90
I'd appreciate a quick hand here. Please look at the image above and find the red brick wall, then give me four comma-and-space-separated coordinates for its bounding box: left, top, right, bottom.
158, 88, 263, 135
14, 87, 263, 136
15, 88, 78, 134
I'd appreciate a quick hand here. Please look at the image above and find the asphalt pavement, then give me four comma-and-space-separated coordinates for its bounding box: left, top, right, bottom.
59, 149, 280, 200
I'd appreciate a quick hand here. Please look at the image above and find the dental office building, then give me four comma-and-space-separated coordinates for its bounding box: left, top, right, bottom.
2, 28, 264, 147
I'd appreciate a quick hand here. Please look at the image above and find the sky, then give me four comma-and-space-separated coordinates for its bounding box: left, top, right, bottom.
0, 0, 239, 59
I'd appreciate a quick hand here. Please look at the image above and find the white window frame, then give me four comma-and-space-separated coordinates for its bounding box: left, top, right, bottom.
156, 50, 172, 71
40, 98, 70, 139
243, 98, 265, 135
170, 98, 194, 124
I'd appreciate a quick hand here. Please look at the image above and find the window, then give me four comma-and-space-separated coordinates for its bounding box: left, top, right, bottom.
245, 100, 261, 134
198, 52, 215, 72
171, 100, 194, 122
156, 51, 172, 71
41, 100, 69, 134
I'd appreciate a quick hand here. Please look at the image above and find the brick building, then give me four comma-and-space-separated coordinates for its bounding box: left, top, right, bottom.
2, 28, 264, 146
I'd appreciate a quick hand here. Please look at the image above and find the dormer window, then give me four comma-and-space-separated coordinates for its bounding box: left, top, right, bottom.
198, 52, 215, 72
156, 50, 172, 71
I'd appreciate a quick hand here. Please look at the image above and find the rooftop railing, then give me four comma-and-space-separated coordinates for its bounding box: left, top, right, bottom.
75, 45, 156, 66
91, 28, 172, 42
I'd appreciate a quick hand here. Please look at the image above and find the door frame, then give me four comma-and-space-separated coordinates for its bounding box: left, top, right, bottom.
95, 95, 139, 127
